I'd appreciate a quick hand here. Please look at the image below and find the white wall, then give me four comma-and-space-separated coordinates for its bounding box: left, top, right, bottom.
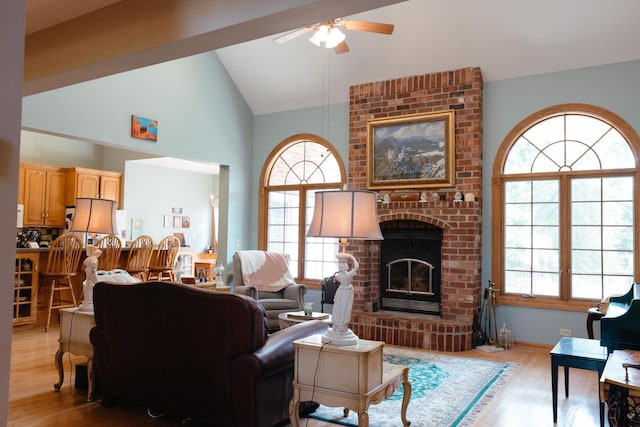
123, 161, 217, 252
20, 130, 102, 168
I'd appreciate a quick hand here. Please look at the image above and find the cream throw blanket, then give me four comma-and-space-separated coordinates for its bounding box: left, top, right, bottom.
237, 250, 296, 292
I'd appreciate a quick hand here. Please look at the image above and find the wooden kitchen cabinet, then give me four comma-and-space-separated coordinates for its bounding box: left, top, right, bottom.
14, 252, 39, 325
21, 163, 66, 227
64, 167, 122, 207
100, 174, 121, 202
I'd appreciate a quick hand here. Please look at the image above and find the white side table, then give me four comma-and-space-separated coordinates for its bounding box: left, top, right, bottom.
54, 308, 96, 401
289, 334, 411, 427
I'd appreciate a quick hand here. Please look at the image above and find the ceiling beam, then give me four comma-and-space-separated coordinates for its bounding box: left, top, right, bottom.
23, 0, 406, 96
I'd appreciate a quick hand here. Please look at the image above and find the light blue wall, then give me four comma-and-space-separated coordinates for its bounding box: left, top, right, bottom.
21, 51, 254, 269
485, 59, 640, 345
251, 103, 349, 248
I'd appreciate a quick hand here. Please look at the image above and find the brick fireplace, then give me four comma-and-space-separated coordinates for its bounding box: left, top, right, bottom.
345, 67, 483, 351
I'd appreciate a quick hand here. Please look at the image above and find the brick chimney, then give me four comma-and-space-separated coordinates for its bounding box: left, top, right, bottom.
345, 67, 483, 351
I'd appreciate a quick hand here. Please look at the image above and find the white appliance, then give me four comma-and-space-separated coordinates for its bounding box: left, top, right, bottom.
17, 204, 23, 228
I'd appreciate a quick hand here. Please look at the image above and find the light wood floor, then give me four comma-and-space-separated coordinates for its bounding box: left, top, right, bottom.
8, 326, 603, 426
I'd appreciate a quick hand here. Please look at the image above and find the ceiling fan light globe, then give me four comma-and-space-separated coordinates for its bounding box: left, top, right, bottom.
325, 27, 345, 48
309, 24, 329, 47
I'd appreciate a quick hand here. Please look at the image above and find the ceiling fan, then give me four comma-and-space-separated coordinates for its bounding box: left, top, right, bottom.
273, 18, 394, 54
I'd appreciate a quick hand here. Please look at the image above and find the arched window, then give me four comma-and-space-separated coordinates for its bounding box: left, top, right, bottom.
492, 104, 640, 311
259, 134, 346, 285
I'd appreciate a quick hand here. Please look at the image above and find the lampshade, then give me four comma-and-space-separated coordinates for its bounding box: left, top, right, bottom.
307, 190, 383, 240
70, 198, 117, 234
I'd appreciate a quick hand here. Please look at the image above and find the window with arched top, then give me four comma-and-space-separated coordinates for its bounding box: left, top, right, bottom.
492, 104, 640, 311
259, 134, 346, 285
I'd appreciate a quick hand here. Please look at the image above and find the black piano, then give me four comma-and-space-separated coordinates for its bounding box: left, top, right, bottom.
600, 283, 640, 352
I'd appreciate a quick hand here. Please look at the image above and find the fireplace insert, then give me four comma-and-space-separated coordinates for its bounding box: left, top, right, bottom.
380, 224, 442, 315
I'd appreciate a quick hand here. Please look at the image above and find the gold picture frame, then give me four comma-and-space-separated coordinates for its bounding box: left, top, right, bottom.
366, 110, 455, 190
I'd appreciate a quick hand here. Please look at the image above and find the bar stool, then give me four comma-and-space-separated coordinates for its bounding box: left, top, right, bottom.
125, 235, 154, 280
147, 235, 181, 281
95, 234, 122, 272
40, 234, 83, 332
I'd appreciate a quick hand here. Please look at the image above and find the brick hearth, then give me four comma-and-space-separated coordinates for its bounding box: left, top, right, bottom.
346, 67, 483, 351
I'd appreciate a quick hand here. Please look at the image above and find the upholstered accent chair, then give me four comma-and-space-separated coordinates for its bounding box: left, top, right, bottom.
232, 251, 307, 332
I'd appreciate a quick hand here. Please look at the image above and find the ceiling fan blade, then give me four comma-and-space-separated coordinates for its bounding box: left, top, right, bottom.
334, 40, 350, 54
273, 26, 314, 44
341, 20, 394, 35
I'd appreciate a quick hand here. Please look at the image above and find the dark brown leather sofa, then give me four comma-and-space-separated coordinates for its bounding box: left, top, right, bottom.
90, 281, 328, 426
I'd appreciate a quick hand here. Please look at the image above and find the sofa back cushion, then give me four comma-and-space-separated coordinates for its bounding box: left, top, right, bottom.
91, 281, 268, 422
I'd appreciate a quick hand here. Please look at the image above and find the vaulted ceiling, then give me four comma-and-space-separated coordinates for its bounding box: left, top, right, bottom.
25, 0, 640, 115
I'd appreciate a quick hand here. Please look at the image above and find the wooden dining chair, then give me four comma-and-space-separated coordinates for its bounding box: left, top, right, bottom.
95, 234, 122, 271
147, 235, 181, 282
125, 235, 154, 280
40, 234, 83, 332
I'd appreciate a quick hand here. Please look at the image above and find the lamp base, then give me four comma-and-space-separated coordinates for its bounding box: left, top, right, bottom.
77, 301, 94, 312
321, 327, 358, 346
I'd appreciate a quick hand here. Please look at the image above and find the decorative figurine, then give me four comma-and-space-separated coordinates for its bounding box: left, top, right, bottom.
79, 245, 102, 312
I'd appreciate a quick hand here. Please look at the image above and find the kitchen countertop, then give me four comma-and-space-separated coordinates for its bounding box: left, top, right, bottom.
16, 246, 132, 253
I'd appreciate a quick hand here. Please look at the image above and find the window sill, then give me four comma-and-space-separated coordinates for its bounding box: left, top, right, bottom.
496, 294, 597, 313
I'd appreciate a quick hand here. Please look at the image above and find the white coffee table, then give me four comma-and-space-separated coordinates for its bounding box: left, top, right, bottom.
278, 311, 332, 329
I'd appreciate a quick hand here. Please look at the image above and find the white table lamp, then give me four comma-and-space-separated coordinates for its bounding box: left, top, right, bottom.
307, 189, 383, 345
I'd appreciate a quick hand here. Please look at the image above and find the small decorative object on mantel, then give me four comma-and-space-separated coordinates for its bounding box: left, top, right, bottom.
464, 192, 476, 202
390, 192, 420, 202
431, 192, 439, 202
453, 191, 463, 204
420, 192, 428, 202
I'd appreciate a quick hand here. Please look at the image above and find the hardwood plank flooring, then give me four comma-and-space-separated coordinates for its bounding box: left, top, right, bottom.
8, 326, 602, 426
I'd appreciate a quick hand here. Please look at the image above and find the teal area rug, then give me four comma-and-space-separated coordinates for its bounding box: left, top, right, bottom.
308, 346, 517, 427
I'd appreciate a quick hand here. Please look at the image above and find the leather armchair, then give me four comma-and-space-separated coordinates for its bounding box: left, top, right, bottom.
232, 251, 306, 332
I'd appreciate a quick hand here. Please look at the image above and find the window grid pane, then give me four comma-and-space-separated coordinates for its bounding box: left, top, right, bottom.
267, 190, 300, 276
503, 179, 560, 296
304, 189, 339, 279
570, 176, 635, 300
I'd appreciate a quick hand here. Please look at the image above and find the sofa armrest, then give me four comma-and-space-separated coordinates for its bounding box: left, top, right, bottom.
281, 284, 307, 308
254, 320, 329, 371
234, 284, 258, 300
